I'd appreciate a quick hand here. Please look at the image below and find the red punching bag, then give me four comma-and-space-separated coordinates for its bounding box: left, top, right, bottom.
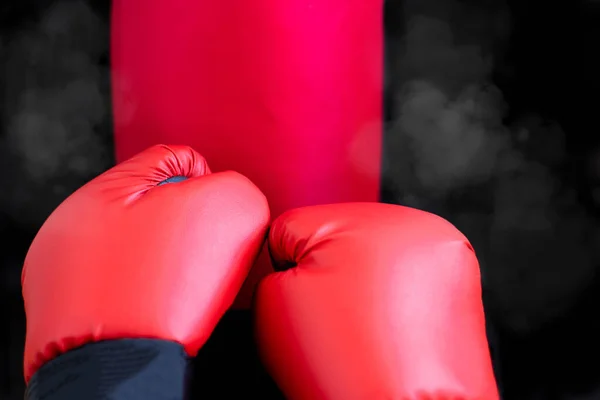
110, 0, 383, 307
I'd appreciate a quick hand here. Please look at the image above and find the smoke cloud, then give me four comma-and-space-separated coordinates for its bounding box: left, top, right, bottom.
386, 0, 599, 333
0, 0, 112, 228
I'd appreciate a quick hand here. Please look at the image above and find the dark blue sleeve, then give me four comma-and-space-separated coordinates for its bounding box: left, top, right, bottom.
25, 339, 190, 400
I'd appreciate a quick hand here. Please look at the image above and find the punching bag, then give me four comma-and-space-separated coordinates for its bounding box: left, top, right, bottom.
110, 0, 384, 307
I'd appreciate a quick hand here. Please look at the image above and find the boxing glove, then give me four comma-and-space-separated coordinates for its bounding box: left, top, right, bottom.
254, 203, 499, 399
22, 145, 269, 399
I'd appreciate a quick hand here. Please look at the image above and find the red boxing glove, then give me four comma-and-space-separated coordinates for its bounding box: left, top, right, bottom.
22, 145, 269, 386
254, 203, 499, 399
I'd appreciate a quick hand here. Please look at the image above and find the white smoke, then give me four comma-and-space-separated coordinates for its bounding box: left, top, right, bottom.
397, 79, 507, 194
0, 0, 112, 227
386, 0, 599, 334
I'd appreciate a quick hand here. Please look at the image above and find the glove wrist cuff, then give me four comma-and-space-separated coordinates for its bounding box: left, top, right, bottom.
26, 338, 190, 400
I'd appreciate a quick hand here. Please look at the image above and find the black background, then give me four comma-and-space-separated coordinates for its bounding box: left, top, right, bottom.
1, 0, 599, 398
